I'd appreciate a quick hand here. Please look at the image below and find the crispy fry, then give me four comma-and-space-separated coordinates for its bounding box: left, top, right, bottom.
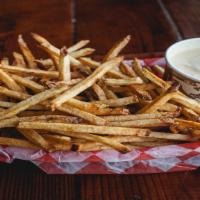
57, 105, 106, 125
142, 68, 171, 90
182, 107, 200, 122
52, 57, 123, 107
18, 122, 150, 136
102, 111, 180, 122
68, 40, 90, 53
152, 65, 165, 76
70, 48, 95, 58
0, 65, 59, 78
18, 35, 37, 68
0, 117, 19, 128
12, 74, 45, 93
104, 77, 143, 86
0, 85, 69, 120
18, 129, 49, 150
94, 96, 138, 107
0, 69, 23, 91
104, 35, 131, 61
92, 84, 107, 100
119, 62, 136, 77
13, 52, 26, 68
102, 86, 118, 99
59, 47, 71, 81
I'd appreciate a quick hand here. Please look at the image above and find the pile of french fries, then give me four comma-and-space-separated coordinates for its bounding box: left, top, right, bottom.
0, 34, 200, 153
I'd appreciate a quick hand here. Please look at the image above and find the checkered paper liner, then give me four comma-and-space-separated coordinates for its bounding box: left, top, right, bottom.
0, 57, 200, 174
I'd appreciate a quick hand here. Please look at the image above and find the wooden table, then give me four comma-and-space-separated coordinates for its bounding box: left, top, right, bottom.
0, 0, 200, 199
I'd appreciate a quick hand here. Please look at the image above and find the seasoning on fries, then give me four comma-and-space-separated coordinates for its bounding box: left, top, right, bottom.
0, 33, 199, 153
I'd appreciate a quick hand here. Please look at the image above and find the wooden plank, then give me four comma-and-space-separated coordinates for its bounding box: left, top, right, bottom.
0, 0, 73, 58
0, 160, 199, 200
162, 0, 200, 38
75, 0, 180, 55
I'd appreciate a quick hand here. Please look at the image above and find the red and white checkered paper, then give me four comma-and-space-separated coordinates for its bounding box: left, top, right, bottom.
0, 57, 200, 174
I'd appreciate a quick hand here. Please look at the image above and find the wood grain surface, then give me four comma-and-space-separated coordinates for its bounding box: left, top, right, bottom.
0, 0, 200, 199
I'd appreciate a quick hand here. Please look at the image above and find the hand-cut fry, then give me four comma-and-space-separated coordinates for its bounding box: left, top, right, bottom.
158, 103, 179, 112
119, 62, 136, 77
70, 48, 95, 58
182, 107, 200, 122
130, 83, 157, 91
68, 40, 90, 53
102, 111, 180, 122
18, 35, 37, 68
108, 118, 174, 128
18, 129, 50, 150
59, 47, 71, 81
152, 65, 165, 76
1, 57, 9, 65
0, 137, 39, 149
175, 118, 200, 129
0, 86, 29, 100
34, 58, 53, 68
0, 85, 69, 120
104, 77, 143, 86
104, 35, 131, 61
0, 117, 19, 128
57, 105, 106, 125
172, 92, 200, 114
52, 57, 123, 107
92, 83, 107, 100
133, 58, 149, 82
102, 86, 118, 99
142, 68, 171, 90
0, 69, 23, 91
11, 74, 45, 93
18, 122, 150, 136
0, 65, 59, 78
94, 96, 138, 107
42, 134, 71, 143
13, 52, 26, 68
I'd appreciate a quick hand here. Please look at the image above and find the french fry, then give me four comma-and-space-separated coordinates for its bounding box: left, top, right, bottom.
102, 86, 118, 99
103, 35, 131, 61
57, 105, 106, 125
104, 77, 143, 86
18, 122, 150, 136
142, 68, 171, 90
70, 48, 95, 58
68, 40, 90, 53
11, 74, 45, 93
13, 52, 26, 68
108, 118, 174, 128
58, 47, 71, 81
0, 117, 19, 128
182, 107, 200, 122
18, 35, 37, 68
0, 69, 23, 92
34, 58, 53, 68
175, 118, 200, 130
102, 111, 180, 122
152, 65, 165, 76
18, 129, 50, 150
119, 62, 136, 77
1, 57, 9, 65
0, 85, 69, 120
0, 65, 59, 78
92, 83, 107, 100
0, 86, 29, 100
52, 57, 123, 107
94, 96, 138, 107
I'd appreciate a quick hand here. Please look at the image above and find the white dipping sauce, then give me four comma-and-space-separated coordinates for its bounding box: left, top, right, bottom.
170, 48, 200, 80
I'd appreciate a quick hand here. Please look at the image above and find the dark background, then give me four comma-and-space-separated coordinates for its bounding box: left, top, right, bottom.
0, 0, 200, 199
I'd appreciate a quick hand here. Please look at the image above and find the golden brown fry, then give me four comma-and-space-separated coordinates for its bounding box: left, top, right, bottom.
104, 35, 131, 61
142, 68, 171, 90
0, 85, 69, 120
94, 96, 138, 107
68, 40, 90, 53
34, 58, 53, 68
102, 111, 180, 122
42, 134, 71, 143
152, 65, 165, 76
108, 118, 174, 128
13, 52, 26, 68
0, 69, 23, 92
104, 77, 143, 86
182, 107, 200, 122
119, 62, 136, 77
102, 86, 118, 99
0, 137, 39, 149
0, 86, 29, 100
59, 47, 71, 81
18, 35, 37, 68
1, 57, 9, 65
18, 129, 50, 150
0, 65, 59, 78
52, 57, 123, 107
175, 118, 200, 129
11, 74, 45, 93
57, 105, 106, 125
0, 117, 19, 128
70, 48, 95, 58
92, 84, 107, 100
18, 122, 150, 136
158, 103, 179, 112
